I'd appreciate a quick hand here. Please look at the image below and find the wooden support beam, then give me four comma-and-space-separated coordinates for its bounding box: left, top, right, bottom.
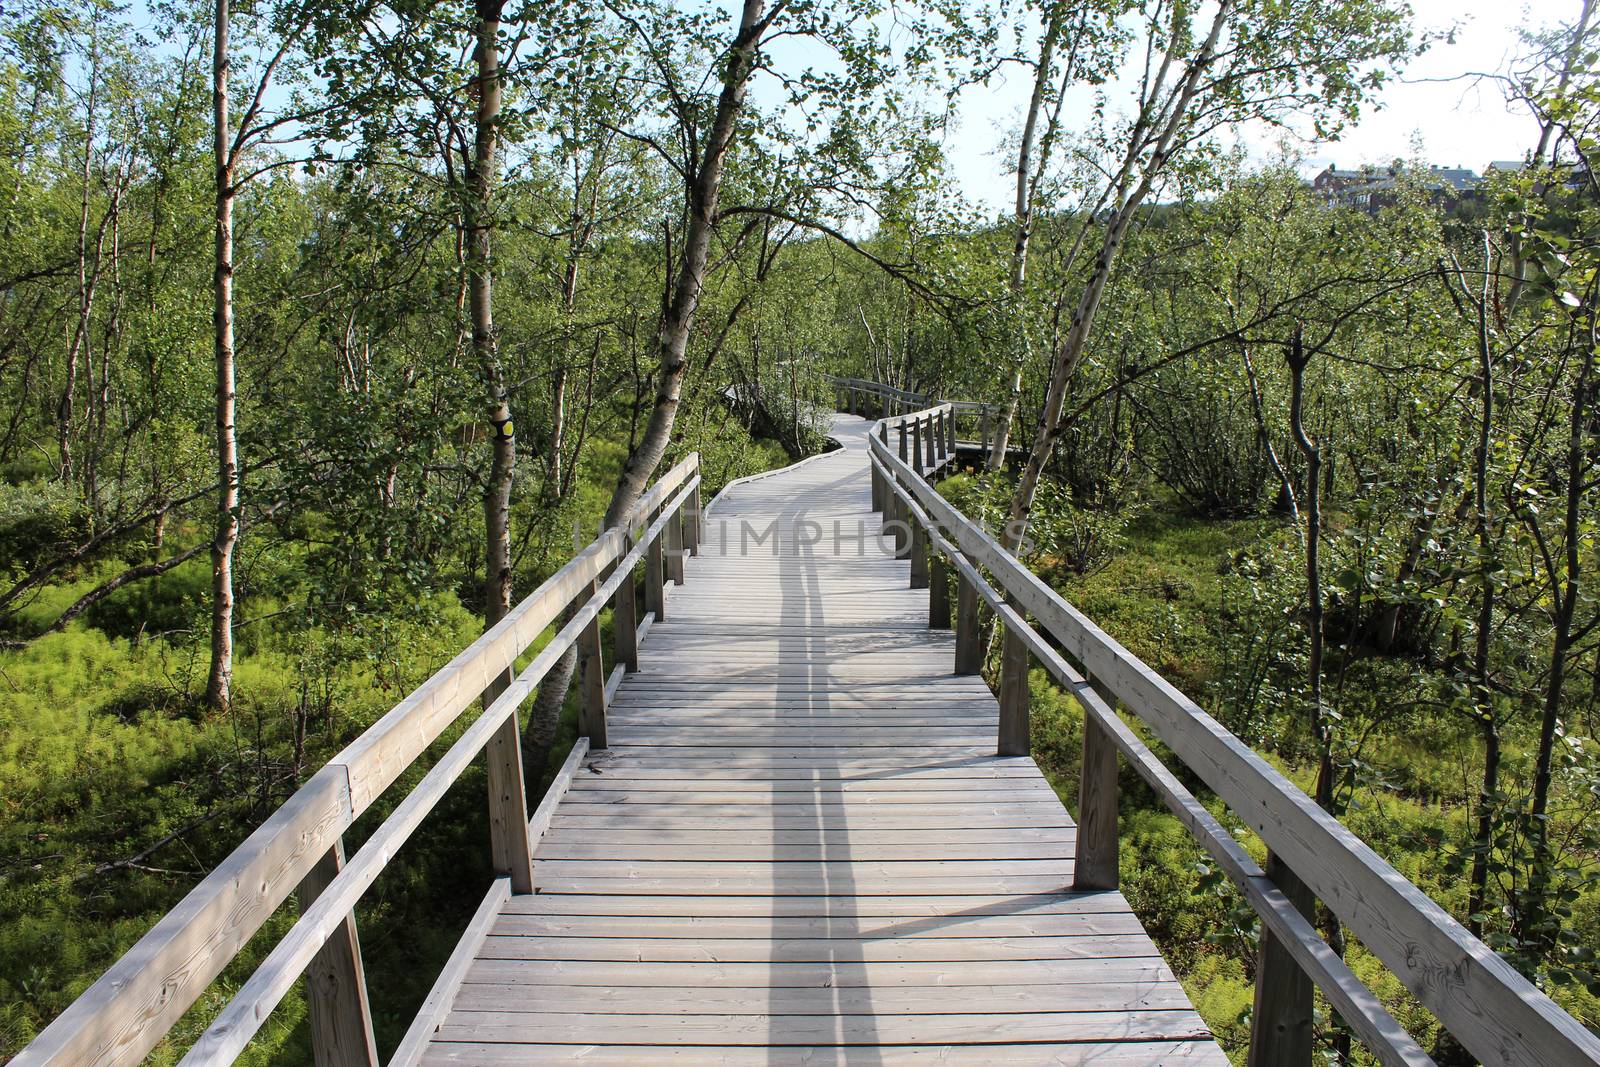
614, 556, 639, 673
485, 706, 535, 893
870, 462, 885, 513
665, 506, 685, 585
578, 580, 609, 748
946, 406, 956, 454
909, 520, 929, 589
297, 841, 379, 1067
911, 419, 924, 477
998, 618, 1030, 756
929, 551, 951, 629
955, 573, 982, 674
645, 527, 666, 622
1249, 854, 1317, 1067
685, 482, 701, 556
1074, 703, 1120, 891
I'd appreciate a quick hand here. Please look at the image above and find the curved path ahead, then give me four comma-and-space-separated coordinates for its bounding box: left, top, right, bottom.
422, 415, 1224, 1065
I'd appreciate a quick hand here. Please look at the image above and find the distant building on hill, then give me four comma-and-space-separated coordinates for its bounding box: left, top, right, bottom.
1309, 161, 1484, 212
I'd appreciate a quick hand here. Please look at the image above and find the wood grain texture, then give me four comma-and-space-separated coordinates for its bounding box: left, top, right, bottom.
423, 414, 1221, 1063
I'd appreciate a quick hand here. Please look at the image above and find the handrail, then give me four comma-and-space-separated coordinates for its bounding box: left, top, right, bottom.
866, 399, 1600, 1067
15, 454, 704, 1067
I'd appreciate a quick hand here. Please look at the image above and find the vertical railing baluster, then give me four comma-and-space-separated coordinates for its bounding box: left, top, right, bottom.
997, 613, 1030, 756
1074, 675, 1120, 891
909, 518, 929, 589
298, 841, 380, 1067
665, 502, 685, 585
614, 542, 639, 673
578, 578, 609, 748
1249, 858, 1317, 1067
929, 550, 951, 629
955, 573, 981, 674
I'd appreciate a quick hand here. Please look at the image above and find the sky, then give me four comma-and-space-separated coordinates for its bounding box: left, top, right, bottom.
939, 0, 1567, 213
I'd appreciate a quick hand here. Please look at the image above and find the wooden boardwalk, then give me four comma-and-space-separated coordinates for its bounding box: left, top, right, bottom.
421, 416, 1224, 1065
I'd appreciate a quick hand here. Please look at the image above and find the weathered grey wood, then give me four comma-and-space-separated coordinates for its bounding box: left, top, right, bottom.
686, 482, 701, 555
909, 519, 929, 588
929, 551, 951, 629
486, 709, 536, 893
645, 528, 666, 622
14, 458, 708, 1067
613, 558, 638, 672
296, 841, 379, 1067
415, 412, 1221, 1067
1250, 853, 1317, 1067
578, 579, 608, 748
664, 504, 685, 585
998, 619, 1030, 756
955, 572, 982, 674
1074, 712, 1119, 891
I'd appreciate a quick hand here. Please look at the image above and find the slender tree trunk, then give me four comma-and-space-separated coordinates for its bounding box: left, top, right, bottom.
61, 14, 103, 484
207, 0, 239, 713
1466, 236, 1498, 935
987, 9, 1063, 469
468, 0, 514, 659
526, 0, 770, 774
601, 2, 765, 525
1525, 340, 1593, 940
1004, 0, 1230, 544
1286, 324, 1351, 1065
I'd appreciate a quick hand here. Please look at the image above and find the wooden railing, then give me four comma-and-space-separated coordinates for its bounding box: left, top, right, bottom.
868, 400, 1600, 1067
828, 374, 1006, 457
14, 455, 704, 1067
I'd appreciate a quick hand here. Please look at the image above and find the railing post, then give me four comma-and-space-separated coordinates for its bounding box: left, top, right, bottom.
1074, 677, 1120, 891
614, 548, 639, 672
870, 460, 885, 513
946, 407, 956, 454
929, 550, 951, 629
298, 841, 380, 1067
646, 519, 667, 622
1249, 855, 1317, 1067
909, 518, 929, 589
578, 578, 609, 748
998, 613, 1030, 756
665, 503, 685, 585
923, 415, 936, 470
685, 481, 701, 556
935, 410, 947, 460
955, 573, 982, 673
898, 420, 908, 465
485, 688, 536, 890
981, 407, 992, 463
890, 474, 910, 559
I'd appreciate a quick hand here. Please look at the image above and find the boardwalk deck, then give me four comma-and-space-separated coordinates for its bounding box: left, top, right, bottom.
421, 416, 1225, 1065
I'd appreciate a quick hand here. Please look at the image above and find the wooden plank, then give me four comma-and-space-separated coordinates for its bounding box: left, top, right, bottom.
462, 956, 1173, 987
421, 1041, 1230, 1066
431, 1009, 1212, 1045
488, 912, 1146, 940
450, 981, 1193, 1015
498, 892, 1128, 918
